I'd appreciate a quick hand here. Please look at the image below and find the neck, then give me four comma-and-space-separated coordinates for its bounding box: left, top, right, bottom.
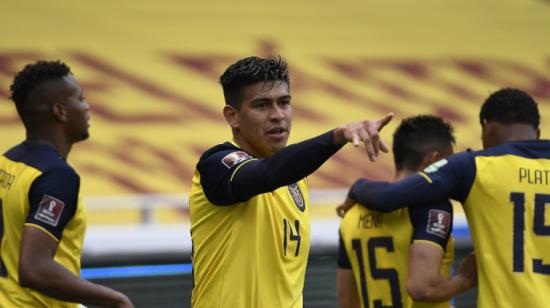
499, 124, 539, 143
232, 130, 270, 158
394, 169, 415, 181
26, 130, 71, 159
485, 123, 539, 148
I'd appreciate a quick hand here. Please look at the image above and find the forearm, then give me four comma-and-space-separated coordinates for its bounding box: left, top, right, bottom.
407, 274, 468, 302
232, 130, 343, 198
20, 260, 125, 307
407, 243, 471, 302
349, 176, 446, 212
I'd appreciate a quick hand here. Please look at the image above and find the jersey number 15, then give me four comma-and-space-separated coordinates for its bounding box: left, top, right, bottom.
352, 237, 402, 308
510, 192, 550, 274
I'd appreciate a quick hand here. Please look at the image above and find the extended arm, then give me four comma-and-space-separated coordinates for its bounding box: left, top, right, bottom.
233, 115, 394, 198
345, 152, 476, 213
231, 130, 344, 199
348, 176, 447, 213
202, 115, 394, 205
19, 227, 133, 307
407, 243, 477, 301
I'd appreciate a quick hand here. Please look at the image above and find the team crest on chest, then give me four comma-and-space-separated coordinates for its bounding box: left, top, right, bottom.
288, 183, 305, 212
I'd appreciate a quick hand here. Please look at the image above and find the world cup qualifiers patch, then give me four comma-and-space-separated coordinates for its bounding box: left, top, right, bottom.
34, 194, 65, 227
426, 209, 451, 238
221, 151, 252, 169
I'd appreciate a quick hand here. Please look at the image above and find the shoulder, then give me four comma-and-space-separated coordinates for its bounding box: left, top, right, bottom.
475, 140, 550, 160
30, 165, 80, 199
42, 165, 80, 181
4, 141, 73, 174
197, 142, 254, 171
422, 150, 475, 175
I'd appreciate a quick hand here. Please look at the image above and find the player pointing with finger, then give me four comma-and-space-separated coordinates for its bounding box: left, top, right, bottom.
189, 56, 392, 308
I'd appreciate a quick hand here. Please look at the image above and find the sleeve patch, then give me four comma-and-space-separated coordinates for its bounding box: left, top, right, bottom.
221, 151, 252, 169
34, 194, 65, 227
426, 209, 451, 238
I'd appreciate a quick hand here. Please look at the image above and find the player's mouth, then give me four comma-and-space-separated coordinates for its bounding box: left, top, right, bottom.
266, 127, 287, 140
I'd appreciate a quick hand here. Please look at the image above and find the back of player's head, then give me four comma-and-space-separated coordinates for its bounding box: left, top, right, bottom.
479, 88, 540, 129
10, 60, 72, 122
219, 56, 289, 109
393, 115, 455, 171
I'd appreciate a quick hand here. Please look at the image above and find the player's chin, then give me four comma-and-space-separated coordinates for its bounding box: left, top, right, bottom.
268, 140, 288, 154
79, 131, 90, 142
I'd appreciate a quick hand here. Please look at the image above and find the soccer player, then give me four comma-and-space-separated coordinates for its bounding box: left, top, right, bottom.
0, 61, 133, 307
337, 115, 477, 308
340, 88, 550, 308
189, 56, 394, 308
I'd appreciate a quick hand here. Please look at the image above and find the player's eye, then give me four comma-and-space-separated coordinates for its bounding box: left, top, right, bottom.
279, 100, 291, 107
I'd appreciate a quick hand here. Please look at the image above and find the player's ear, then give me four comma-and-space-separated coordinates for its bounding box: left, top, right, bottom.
424, 151, 442, 166
51, 102, 67, 123
223, 105, 239, 129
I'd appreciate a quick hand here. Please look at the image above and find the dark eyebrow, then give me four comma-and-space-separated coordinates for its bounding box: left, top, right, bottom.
251, 95, 291, 105
251, 98, 271, 104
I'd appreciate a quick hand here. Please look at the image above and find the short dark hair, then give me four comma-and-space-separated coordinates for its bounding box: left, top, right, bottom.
393, 115, 455, 171
479, 88, 540, 129
9, 60, 72, 116
219, 56, 289, 108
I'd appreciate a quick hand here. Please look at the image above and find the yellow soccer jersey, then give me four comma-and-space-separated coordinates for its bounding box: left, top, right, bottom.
190, 142, 310, 308
0, 142, 87, 308
339, 202, 454, 308
411, 140, 550, 308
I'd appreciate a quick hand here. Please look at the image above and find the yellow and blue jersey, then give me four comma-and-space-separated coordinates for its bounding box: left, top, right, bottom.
190, 142, 311, 308
423, 140, 550, 308
338, 202, 454, 308
352, 140, 550, 308
0, 141, 87, 308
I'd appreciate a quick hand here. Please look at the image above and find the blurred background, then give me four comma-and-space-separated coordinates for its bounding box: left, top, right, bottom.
1, 0, 549, 306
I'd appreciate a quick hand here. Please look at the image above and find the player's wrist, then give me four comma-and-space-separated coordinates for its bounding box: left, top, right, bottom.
332, 127, 343, 145
332, 127, 346, 145
452, 275, 471, 294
